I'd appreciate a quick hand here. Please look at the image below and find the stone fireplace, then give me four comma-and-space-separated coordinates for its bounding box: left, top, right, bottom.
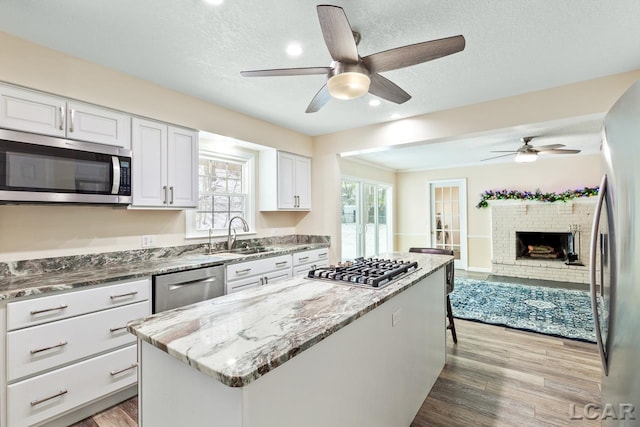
491, 200, 597, 283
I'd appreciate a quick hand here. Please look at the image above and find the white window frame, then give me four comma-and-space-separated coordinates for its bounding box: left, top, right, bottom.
186, 149, 256, 239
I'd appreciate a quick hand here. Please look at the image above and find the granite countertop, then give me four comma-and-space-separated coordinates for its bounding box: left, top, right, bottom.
0, 243, 329, 301
127, 252, 452, 388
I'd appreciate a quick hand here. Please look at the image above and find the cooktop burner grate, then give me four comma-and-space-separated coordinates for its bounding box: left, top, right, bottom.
307, 257, 419, 289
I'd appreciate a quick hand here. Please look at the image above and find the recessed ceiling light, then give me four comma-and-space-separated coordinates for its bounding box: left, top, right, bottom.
391, 113, 401, 119
368, 99, 381, 107
286, 42, 303, 57
204, 0, 224, 4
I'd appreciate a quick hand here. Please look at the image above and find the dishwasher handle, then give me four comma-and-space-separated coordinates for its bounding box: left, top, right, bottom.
169, 277, 217, 291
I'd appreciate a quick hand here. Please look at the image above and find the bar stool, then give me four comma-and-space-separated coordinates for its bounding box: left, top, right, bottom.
409, 247, 458, 343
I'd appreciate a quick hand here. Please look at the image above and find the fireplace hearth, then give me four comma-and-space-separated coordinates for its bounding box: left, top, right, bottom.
516, 231, 571, 261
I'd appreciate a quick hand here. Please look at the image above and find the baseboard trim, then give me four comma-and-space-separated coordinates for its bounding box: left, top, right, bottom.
466, 267, 492, 273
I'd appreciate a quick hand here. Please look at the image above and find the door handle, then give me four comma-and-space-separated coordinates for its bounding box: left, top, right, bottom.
169, 186, 174, 204
69, 108, 75, 132
589, 174, 609, 376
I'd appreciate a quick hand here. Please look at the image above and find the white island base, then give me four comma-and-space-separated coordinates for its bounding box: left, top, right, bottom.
138, 269, 445, 427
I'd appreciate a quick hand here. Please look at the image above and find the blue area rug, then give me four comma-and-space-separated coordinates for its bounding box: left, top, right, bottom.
450, 277, 596, 343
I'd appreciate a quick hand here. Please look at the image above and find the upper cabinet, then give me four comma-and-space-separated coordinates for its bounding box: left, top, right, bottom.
259, 150, 311, 211
0, 83, 131, 149
131, 118, 198, 209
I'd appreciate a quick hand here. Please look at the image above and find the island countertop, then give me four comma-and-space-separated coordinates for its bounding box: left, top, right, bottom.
127, 252, 452, 388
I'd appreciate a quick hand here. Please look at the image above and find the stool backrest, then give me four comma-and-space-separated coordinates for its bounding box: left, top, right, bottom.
408, 247, 455, 294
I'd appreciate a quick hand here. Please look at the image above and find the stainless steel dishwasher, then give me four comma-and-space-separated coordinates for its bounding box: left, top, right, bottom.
152, 264, 225, 313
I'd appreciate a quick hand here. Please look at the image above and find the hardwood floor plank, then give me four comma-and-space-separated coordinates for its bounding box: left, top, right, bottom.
92, 406, 136, 427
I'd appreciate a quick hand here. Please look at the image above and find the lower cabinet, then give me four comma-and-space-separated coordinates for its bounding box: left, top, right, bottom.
2, 277, 151, 427
292, 248, 330, 276
226, 255, 292, 294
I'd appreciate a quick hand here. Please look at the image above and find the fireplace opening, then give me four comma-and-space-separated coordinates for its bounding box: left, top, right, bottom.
515, 231, 572, 261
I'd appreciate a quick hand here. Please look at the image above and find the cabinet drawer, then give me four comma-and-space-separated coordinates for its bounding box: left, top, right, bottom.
7, 300, 149, 381
7, 345, 137, 427
293, 248, 329, 266
293, 260, 329, 277
7, 278, 150, 330
225, 255, 292, 281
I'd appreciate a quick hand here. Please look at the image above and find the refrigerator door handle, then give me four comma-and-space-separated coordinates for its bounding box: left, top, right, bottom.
589, 174, 609, 376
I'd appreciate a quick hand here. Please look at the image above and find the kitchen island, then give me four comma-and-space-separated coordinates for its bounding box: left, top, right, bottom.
128, 252, 452, 427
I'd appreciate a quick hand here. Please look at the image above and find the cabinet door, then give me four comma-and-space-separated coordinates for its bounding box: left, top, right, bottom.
226, 276, 263, 294
167, 126, 198, 208
294, 155, 311, 210
132, 118, 168, 207
0, 84, 66, 137
66, 101, 131, 148
277, 152, 296, 209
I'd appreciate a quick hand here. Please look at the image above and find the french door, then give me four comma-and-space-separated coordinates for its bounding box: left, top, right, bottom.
341, 178, 392, 260
429, 179, 467, 269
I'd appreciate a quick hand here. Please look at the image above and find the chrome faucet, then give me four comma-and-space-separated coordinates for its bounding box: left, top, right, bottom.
206, 228, 215, 255
227, 216, 250, 250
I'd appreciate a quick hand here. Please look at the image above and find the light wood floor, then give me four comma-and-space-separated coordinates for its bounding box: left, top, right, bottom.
72, 320, 602, 427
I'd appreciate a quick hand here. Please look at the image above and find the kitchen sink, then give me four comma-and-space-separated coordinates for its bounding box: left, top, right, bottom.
226, 246, 275, 255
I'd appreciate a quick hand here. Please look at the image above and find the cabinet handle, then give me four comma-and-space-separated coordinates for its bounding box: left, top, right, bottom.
30, 340, 68, 354
110, 363, 138, 376
296, 195, 300, 207
69, 108, 75, 132
298, 257, 309, 261
58, 106, 64, 130
169, 186, 174, 204
264, 276, 269, 285
30, 304, 68, 315
236, 268, 252, 274
275, 261, 288, 266
109, 325, 128, 333
163, 185, 168, 204
110, 291, 138, 300
31, 389, 68, 407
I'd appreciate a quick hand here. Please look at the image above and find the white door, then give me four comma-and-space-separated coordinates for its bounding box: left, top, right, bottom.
0, 84, 66, 137
132, 118, 167, 207
429, 179, 467, 269
294, 155, 311, 209
167, 126, 198, 208
277, 152, 295, 209
66, 101, 131, 148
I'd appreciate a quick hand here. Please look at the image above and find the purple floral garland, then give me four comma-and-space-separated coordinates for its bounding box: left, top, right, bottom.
476, 187, 599, 208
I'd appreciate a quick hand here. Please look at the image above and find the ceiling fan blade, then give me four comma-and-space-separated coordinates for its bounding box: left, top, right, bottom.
317, 5, 359, 64
241, 67, 331, 77
481, 153, 516, 161
305, 84, 331, 113
363, 35, 465, 74
489, 150, 518, 153
368, 73, 411, 104
539, 149, 582, 155
533, 144, 565, 151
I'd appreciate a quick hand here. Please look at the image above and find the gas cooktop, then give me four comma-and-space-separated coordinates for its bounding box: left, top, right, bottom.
307, 257, 419, 289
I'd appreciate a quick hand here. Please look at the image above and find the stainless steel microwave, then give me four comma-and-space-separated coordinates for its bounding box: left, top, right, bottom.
0, 129, 132, 205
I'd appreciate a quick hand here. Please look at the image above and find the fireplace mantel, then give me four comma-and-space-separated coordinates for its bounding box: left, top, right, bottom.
490, 200, 597, 284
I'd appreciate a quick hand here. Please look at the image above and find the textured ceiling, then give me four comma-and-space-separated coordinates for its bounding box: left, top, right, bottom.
1, 0, 639, 139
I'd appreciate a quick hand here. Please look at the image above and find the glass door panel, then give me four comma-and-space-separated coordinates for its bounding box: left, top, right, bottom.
341, 180, 360, 260
430, 179, 467, 269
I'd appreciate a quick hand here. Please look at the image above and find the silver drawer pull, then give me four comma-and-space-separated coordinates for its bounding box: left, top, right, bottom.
275, 261, 288, 266
30, 304, 68, 315
298, 257, 309, 261
110, 363, 138, 376
318, 253, 328, 258
30, 341, 68, 354
109, 325, 128, 333
236, 268, 252, 274
110, 291, 138, 300
31, 389, 68, 407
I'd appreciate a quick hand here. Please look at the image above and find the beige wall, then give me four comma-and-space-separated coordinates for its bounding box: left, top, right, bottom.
0, 32, 312, 261
300, 70, 640, 263
395, 154, 602, 270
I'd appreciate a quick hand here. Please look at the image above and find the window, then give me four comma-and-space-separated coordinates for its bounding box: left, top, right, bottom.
186, 145, 254, 238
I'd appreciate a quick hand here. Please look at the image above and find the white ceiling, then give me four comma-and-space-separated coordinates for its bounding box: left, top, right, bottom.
1, 0, 639, 140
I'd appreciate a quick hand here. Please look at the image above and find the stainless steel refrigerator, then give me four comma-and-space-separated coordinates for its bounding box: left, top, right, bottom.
591, 78, 640, 426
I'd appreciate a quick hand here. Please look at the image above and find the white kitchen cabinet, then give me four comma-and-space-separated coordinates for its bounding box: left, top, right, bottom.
2, 277, 151, 427
292, 248, 330, 276
259, 150, 311, 211
0, 83, 131, 149
131, 117, 198, 209
226, 254, 292, 294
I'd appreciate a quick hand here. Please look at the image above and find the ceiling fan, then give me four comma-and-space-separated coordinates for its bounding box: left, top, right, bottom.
240, 5, 465, 113
482, 136, 582, 163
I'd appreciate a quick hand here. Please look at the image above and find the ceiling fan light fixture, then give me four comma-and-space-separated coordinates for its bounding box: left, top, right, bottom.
515, 151, 537, 163
327, 72, 370, 100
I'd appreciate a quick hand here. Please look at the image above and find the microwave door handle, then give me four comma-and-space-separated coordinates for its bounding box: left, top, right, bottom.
111, 157, 121, 195
589, 174, 609, 376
